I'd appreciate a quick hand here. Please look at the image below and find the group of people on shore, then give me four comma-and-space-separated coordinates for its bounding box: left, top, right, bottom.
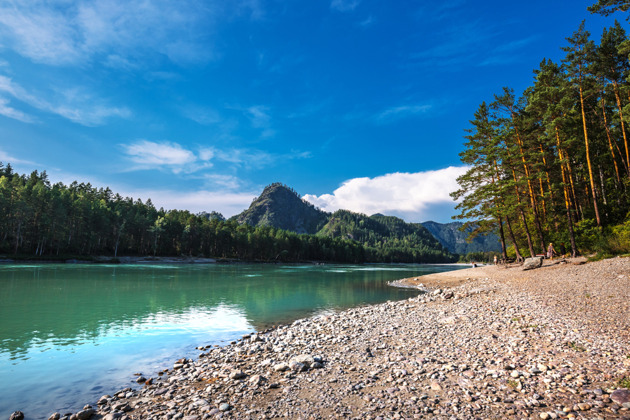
546, 242, 567, 260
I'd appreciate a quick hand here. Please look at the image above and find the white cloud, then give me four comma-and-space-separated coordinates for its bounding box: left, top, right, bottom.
331, 0, 361, 12
123, 140, 197, 167
303, 166, 469, 222
0, 75, 130, 126
0, 1, 83, 65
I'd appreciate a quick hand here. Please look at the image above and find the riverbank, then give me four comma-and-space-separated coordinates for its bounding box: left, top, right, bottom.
43, 256, 630, 419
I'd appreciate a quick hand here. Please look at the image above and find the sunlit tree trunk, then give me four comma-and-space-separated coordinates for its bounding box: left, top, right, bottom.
578, 84, 602, 226
600, 96, 622, 184
555, 127, 578, 257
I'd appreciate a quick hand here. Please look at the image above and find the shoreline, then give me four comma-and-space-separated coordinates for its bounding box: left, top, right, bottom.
26, 257, 630, 419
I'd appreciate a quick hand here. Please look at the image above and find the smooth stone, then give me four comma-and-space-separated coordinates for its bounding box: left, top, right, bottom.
219, 403, 230, 412
229, 370, 246, 380
48, 414, 61, 420
273, 363, 289, 372
75, 409, 95, 420
430, 381, 443, 391
249, 374, 266, 386
289, 361, 306, 372
97, 395, 111, 405
290, 354, 315, 368
611, 389, 630, 405
9, 412, 24, 420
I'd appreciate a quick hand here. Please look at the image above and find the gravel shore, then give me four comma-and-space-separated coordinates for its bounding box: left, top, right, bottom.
43, 257, 630, 420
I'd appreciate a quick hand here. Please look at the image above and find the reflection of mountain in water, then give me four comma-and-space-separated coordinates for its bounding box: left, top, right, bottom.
0, 264, 459, 358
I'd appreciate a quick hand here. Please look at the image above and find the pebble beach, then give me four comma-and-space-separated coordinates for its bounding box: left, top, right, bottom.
37, 256, 630, 420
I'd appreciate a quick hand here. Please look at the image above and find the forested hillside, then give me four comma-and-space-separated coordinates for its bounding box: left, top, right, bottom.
0, 164, 366, 262
317, 211, 456, 263
452, 15, 630, 260
0, 166, 457, 263
234, 183, 329, 234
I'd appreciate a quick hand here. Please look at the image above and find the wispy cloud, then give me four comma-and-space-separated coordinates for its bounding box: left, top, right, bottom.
0, 0, 262, 67
247, 105, 271, 128
358, 15, 375, 27
121, 188, 257, 217
208, 147, 311, 169
0, 75, 130, 126
331, 0, 361, 12
121, 141, 311, 173
376, 103, 433, 123
0, 97, 35, 123
0, 148, 37, 166
303, 166, 469, 222
182, 105, 222, 126
478, 35, 540, 67
407, 20, 494, 70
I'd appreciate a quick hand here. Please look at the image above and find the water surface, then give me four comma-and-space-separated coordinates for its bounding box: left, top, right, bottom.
0, 263, 463, 419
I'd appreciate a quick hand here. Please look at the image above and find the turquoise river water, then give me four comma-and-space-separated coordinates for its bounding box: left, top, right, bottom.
0, 263, 463, 419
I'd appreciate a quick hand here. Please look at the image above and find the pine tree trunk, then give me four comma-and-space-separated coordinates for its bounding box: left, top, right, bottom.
600, 96, 622, 184
497, 216, 508, 260
519, 207, 536, 258
579, 85, 602, 226
504, 215, 523, 262
512, 122, 546, 252
613, 81, 630, 176
555, 127, 578, 258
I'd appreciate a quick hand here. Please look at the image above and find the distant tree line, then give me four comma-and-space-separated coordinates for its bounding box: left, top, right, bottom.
0, 164, 455, 263
452, 14, 630, 260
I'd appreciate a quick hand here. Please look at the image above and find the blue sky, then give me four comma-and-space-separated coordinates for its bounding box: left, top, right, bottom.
0, 0, 614, 222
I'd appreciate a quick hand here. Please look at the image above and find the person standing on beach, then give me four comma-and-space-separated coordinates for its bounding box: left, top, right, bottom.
547, 243, 556, 261
493, 255, 498, 265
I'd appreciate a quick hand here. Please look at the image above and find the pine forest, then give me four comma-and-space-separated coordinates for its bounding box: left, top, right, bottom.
452, 14, 630, 261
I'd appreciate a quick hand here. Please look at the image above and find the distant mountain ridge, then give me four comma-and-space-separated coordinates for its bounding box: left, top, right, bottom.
234, 183, 329, 234
421, 221, 501, 254
233, 184, 463, 262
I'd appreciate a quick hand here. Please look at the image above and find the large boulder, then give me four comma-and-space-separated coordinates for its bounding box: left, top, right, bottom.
522, 257, 543, 271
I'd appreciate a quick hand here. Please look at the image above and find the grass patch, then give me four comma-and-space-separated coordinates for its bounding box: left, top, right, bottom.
619, 376, 630, 389
566, 341, 586, 352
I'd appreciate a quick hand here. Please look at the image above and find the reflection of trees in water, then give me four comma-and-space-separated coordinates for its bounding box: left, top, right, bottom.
0, 264, 455, 357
